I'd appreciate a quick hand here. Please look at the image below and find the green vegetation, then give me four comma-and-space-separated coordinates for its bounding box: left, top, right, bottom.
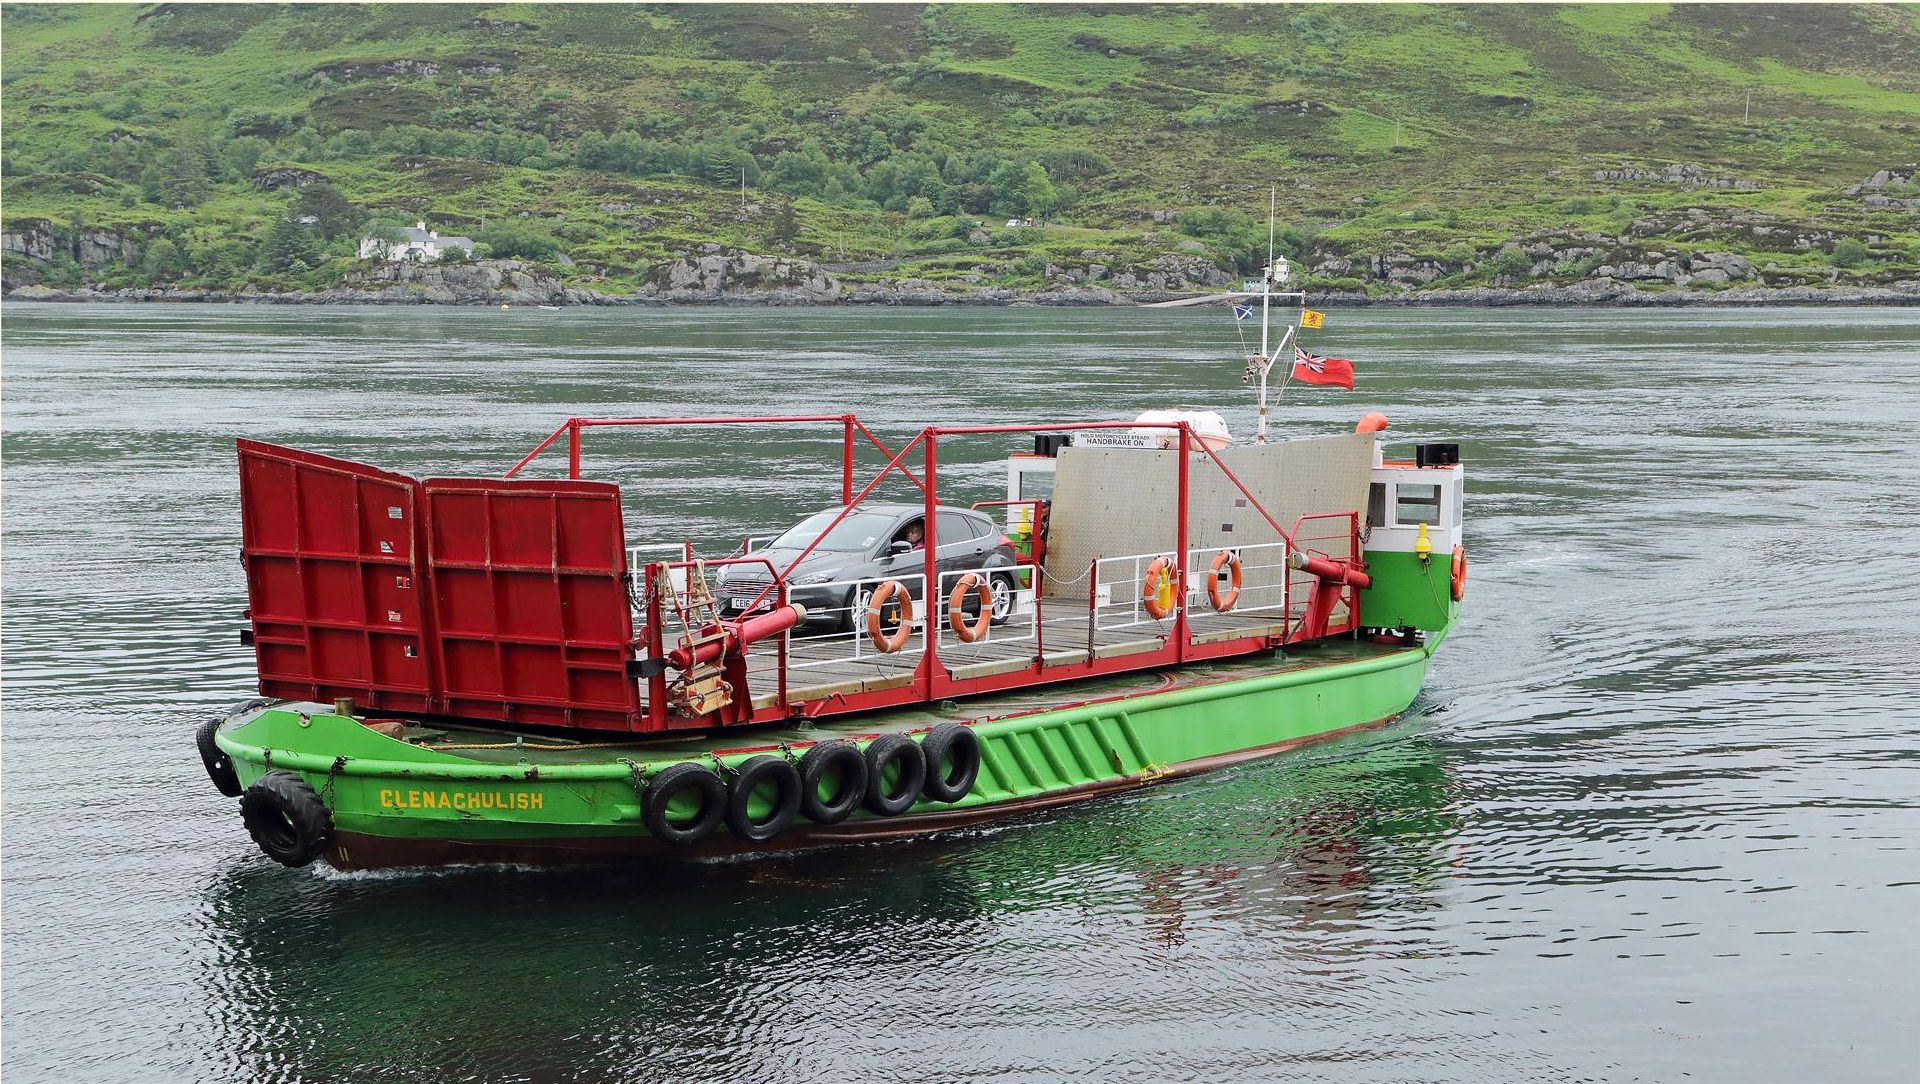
3, 3, 1917, 297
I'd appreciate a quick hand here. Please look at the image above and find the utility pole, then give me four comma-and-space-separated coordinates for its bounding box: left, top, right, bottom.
1744, 91, 1751, 124
740, 167, 747, 212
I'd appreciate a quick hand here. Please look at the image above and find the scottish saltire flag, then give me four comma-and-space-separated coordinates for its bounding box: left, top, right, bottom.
1233, 305, 1254, 322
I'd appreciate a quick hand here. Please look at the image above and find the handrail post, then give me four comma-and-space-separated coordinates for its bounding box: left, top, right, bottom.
1174, 424, 1191, 661
922, 430, 940, 700
1086, 556, 1099, 657
645, 563, 668, 729
567, 419, 581, 480
1031, 565, 1045, 670
841, 415, 855, 506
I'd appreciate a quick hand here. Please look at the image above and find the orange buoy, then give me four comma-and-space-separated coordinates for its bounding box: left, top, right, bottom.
865, 579, 915, 653
1356, 412, 1389, 434
1207, 550, 1242, 612
946, 573, 993, 643
1141, 556, 1176, 620
1450, 545, 1467, 602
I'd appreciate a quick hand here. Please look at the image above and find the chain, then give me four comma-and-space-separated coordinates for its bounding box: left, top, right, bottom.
321, 755, 346, 811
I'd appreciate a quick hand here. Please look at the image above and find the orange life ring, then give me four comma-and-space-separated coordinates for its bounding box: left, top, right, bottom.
1141, 556, 1176, 620
1450, 545, 1466, 602
1207, 550, 1243, 612
865, 579, 915, 653
946, 573, 993, 643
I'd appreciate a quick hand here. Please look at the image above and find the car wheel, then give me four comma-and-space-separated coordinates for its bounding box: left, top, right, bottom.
988, 573, 1015, 626
842, 584, 873, 634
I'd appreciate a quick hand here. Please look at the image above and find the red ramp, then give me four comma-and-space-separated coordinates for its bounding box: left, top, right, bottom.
236, 441, 642, 731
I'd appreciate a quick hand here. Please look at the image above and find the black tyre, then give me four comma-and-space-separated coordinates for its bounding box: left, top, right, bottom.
798, 742, 868, 825
642, 762, 727, 846
196, 715, 242, 798
988, 573, 1016, 627
919, 722, 982, 804
840, 583, 873, 634
725, 755, 802, 843
862, 733, 927, 816
240, 770, 332, 867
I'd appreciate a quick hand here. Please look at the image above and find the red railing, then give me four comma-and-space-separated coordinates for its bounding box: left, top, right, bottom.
479, 414, 1364, 731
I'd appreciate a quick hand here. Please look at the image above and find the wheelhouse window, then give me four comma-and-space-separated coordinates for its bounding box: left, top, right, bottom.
1017, 469, 1054, 503
1393, 483, 1442, 526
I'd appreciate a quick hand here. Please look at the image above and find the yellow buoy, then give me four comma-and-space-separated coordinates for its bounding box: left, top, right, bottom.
501, 303, 510, 311
1414, 522, 1433, 563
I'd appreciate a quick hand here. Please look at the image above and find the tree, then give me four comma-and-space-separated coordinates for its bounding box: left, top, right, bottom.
293, 182, 364, 241
141, 237, 184, 279
217, 136, 268, 182
1019, 161, 1058, 221
1831, 238, 1871, 268
358, 220, 409, 261
475, 220, 560, 261
152, 142, 211, 207
258, 216, 323, 274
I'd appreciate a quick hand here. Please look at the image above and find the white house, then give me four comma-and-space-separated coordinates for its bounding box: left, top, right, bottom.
358, 221, 477, 262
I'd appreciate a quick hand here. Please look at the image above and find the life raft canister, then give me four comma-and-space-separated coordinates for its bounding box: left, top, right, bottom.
865, 579, 915, 653
1207, 550, 1242, 612
946, 573, 993, 643
240, 770, 333, 867
1450, 544, 1467, 602
1142, 556, 1176, 619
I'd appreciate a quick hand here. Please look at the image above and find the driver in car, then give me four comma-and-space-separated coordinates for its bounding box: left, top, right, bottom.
900, 521, 926, 550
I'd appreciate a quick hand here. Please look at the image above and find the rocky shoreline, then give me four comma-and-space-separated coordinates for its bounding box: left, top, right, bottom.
8, 238, 1918, 308
11, 277, 1918, 308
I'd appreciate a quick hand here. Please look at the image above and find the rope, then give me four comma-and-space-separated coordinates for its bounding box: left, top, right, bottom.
426, 739, 646, 751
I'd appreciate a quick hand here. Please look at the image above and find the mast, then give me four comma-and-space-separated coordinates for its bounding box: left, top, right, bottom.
1256, 185, 1277, 444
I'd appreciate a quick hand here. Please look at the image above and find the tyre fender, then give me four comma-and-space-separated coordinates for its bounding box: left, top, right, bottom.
919, 722, 981, 804
240, 770, 333, 867
196, 715, 242, 798
642, 762, 727, 846
797, 742, 868, 825
861, 733, 927, 816
724, 755, 802, 843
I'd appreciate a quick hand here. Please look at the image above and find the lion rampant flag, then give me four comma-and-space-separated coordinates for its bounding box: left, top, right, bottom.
1291, 347, 1355, 389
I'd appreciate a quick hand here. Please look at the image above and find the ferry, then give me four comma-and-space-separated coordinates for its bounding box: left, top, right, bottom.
198, 263, 1467, 870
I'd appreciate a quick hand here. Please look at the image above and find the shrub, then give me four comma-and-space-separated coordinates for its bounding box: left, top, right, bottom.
1488, 246, 1531, 279
476, 221, 560, 262
1831, 238, 1870, 268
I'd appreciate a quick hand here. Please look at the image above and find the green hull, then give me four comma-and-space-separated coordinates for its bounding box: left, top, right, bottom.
216, 635, 1444, 870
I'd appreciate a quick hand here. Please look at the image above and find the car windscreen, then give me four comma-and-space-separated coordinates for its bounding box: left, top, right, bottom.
769, 511, 895, 554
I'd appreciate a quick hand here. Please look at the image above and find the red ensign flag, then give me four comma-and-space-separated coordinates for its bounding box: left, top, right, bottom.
1291, 347, 1355, 389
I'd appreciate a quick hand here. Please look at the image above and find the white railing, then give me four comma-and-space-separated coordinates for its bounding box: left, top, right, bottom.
933, 566, 1041, 653
782, 572, 930, 673
628, 543, 696, 601
1183, 539, 1292, 617
1094, 551, 1180, 632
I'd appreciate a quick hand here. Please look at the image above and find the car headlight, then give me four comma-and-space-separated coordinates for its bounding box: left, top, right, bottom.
793, 572, 835, 585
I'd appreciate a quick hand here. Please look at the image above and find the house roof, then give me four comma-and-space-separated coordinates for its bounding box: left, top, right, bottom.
399, 225, 475, 247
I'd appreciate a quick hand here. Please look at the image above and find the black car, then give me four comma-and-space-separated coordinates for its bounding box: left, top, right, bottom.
716, 503, 1019, 631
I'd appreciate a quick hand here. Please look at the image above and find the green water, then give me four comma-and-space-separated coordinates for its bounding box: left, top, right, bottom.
3, 303, 1918, 1082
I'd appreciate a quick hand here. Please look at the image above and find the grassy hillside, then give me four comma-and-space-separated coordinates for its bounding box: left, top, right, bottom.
4, 3, 1918, 298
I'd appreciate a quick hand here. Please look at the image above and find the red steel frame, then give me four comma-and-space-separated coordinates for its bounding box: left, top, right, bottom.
501, 414, 1368, 732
